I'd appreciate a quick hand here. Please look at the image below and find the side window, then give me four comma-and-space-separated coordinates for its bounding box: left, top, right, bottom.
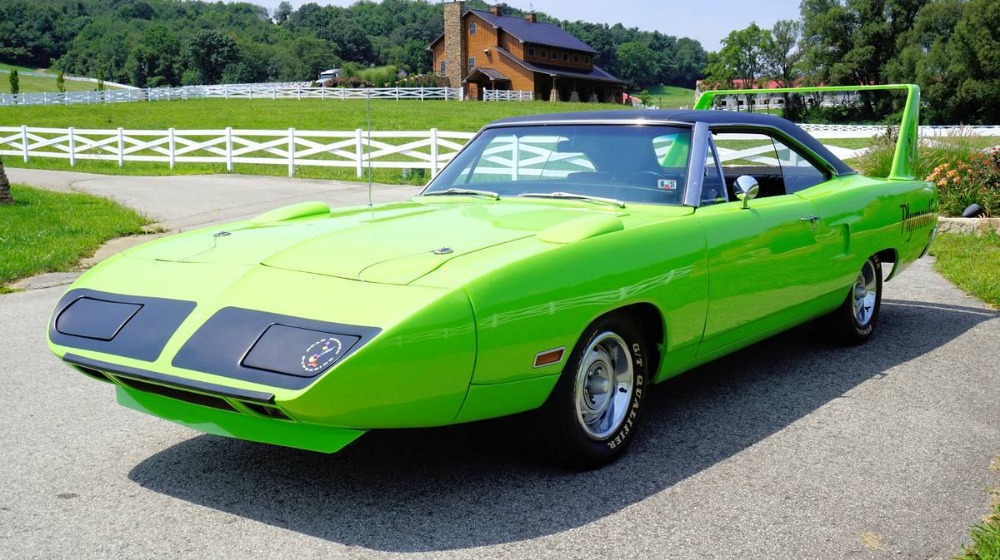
712, 131, 828, 199
469, 22, 477, 35
701, 139, 727, 205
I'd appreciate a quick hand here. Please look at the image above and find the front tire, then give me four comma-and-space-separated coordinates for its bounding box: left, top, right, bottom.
820, 254, 883, 345
535, 315, 649, 470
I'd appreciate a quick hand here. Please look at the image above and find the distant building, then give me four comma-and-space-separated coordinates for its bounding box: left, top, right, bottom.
695, 79, 857, 110
428, 2, 626, 101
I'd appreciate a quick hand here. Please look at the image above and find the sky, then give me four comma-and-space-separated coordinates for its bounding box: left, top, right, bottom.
245, 0, 803, 52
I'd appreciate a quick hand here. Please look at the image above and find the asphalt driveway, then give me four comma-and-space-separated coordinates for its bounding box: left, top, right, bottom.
1, 168, 997, 559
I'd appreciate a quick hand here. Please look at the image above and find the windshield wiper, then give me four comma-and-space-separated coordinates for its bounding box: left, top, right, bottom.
422, 188, 500, 200
518, 191, 626, 208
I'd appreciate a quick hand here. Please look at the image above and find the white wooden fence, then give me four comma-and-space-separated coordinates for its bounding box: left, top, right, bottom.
0, 126, 475, 177
1, 125, 998, 178
0, 84, 464, 107
484, 89, 534, 101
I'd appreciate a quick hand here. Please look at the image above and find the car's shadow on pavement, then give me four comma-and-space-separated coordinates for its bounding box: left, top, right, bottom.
128, 298, 996, 552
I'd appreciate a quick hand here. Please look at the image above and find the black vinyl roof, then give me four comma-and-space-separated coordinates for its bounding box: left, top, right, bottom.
488, 110, 856, 176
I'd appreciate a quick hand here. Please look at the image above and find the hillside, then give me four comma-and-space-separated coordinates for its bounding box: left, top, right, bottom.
0, 0, 706, 90
0, 64, 115, 94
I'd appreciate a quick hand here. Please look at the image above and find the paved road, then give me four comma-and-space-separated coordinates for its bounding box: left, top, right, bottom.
1, 169, 998, 559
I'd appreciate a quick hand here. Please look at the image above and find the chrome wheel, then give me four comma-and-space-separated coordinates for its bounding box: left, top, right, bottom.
573, 332, 635, 440
853, 259, 878, 328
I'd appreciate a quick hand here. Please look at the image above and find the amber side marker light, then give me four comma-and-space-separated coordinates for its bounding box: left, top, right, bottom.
533, 347, 565, 368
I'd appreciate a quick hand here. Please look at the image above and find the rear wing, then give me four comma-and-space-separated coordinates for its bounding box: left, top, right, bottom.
694, 84, 920, 180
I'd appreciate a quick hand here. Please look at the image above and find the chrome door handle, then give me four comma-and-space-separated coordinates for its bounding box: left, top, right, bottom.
800, 215, 819, 231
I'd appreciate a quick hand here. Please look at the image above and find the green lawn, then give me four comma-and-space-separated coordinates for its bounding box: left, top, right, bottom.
930, 232, 1000, 308
0, 184, 149, 292
0, 97, 630, 132
1, 63, 112, 94
645, 85, 697, 109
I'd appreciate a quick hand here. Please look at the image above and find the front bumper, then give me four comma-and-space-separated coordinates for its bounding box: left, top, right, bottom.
117, 385, 365, 454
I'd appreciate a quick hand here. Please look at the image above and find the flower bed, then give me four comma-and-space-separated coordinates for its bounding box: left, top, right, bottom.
927, 146, 1000, 217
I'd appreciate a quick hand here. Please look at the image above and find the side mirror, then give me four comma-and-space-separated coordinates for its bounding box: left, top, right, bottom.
733, 175, 759, 209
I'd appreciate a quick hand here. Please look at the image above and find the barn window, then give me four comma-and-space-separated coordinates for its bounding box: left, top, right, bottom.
468, 57, 476, 71
551, 50, 558, 60
540, 49, 547, 58
440, 61, 446, 75
469, 22, 477, 35
527, 47, 535, 57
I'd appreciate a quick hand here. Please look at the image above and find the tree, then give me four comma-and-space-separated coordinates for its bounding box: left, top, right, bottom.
9, 69, 19, 95
928, 0, 1000, 123
799, 0, 929, 117
615, 42, 660, 88
704, 24, 771, 110
765, 20, 801, 89
186, 29, 240, 85
273, 1, 293, 24
56, 70, 65, 92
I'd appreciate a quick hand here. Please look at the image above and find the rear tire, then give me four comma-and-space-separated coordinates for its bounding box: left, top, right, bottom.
534, 314, 649, 470
820, 254, 882, 346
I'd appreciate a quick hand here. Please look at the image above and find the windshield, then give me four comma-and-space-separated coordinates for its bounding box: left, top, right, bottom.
423, 124, 692, 206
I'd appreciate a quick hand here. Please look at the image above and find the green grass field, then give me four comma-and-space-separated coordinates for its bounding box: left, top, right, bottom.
0, 97, 631, 131
645, 85, 697, 109
0, 184, 149, 292
1, 62, 120, 94
931, 232, 1000, 308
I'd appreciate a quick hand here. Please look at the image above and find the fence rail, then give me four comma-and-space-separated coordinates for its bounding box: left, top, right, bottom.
483, 89, 534, 101
0, 126, 475, 177
2, 125, 998, 178
0, 84, 464, 107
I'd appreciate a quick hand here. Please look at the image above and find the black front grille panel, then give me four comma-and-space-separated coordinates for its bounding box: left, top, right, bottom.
113, 376, 238, 412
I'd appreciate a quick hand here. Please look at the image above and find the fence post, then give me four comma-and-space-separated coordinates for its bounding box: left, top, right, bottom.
226, 127, 234, 173
355, 128, 364, 178
117, 128, 125, 167
21, 125, 29, 163
168, 128, 176, 170
68, 127, 76, 167
430, 128, 439, 176
512, 135, 519, 181
288, 128, 296, 178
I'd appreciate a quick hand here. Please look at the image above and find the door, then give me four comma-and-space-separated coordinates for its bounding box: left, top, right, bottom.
695, 130, 832, 355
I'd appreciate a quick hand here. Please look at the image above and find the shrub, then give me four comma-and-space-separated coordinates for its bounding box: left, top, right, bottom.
855, 128, 1000, 217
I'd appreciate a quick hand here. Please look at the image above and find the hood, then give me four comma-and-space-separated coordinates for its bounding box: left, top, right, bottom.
123, 201, 632, 285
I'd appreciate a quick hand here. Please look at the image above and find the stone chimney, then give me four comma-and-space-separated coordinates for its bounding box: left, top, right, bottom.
443, 1, 466, 90
490, 5, 502, 17
525, 12, 537, 23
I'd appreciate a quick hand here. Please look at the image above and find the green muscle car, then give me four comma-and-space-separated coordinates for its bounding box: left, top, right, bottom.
48, 85, 937, 469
